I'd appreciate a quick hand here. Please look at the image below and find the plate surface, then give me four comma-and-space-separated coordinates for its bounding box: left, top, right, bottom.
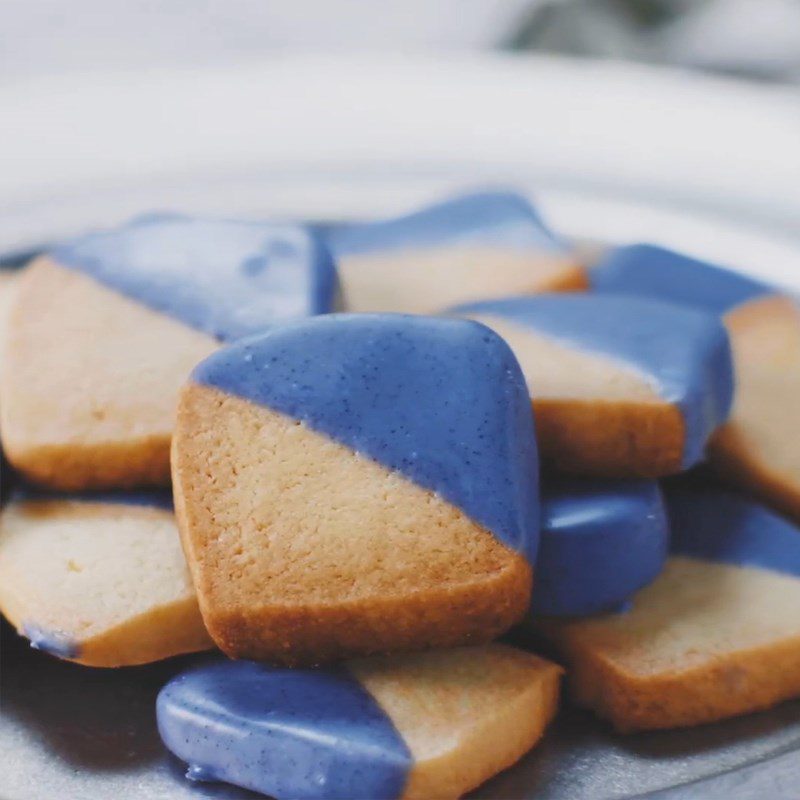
0, 52, 798, 794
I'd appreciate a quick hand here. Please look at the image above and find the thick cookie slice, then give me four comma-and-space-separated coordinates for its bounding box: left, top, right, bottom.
454, 294, 734, 476
0, 486, 212, 666
593, 244, 800, 521
172, 314, 539, 664
328, 190, 587, 313
539, 485, 800, 732
157, 645, 562, 800
0, 215, 338, 489
531, 479, 668, 616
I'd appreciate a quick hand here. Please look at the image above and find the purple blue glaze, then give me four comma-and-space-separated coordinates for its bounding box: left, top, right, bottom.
531, 479, 669, 616
11, 483, 173, 511
666, 484, 800, 578
192, 314, 539, 560
53, 214, 339, 341
157, 659, 411, 800
22, 623, 80, 659
453, 294, 734, 469
328, 190, 567, 256
591, 244, 771, 315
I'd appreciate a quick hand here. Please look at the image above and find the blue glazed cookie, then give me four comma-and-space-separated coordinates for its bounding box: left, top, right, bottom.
592, 244, 800, 521
157, 645, 562, 800
328, 190, 587, 313
530, 479, 668, 616
0, 485, 212, 666
539, 483, 800, 731
454, 294, 734, 476
0, 216, 338, 490
172, 314, 539, 664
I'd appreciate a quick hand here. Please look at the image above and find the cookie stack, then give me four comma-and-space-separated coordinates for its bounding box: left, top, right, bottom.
1, 191, 798, 800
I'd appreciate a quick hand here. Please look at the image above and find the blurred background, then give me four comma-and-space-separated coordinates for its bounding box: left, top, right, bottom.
4, 0, 800, 81
1, 0, 799, 280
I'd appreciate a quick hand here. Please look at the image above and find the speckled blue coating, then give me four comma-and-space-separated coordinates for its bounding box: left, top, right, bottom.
666, 484, 800, 578
328, 190, 567, 256
156, 659, 412, 800
531, 479, 669, 616
591, 244, 771, 315
22, 624, 80, 659
53, 214, 338, 341
11, 484, 173, 511
192, 314, 540, 560
454, 294, 734, 469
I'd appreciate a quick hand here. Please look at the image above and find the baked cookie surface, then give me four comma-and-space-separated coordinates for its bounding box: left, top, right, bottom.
0, 217, 337, 489
531, 479, 668, 616
0, 486, 212, 667
157, 645, 562, 800
592, 244, 800, 520
539, 484, 800, 731
172, 314, 539, 663
454, 294, 734, 476
328, 190, 587, 313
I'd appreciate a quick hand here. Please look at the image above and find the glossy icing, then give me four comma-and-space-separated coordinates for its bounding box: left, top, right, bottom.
454, 294, 734, 468
329, 190, 567, 256
591, 244, 771, 315
666, 484, 800, 578
22, 623, 80, 659
53, 214, 338, 341
157, 659, 411, 800
531, 479, 668, 616
192, 314, 539, 559
11, 484, 174, 511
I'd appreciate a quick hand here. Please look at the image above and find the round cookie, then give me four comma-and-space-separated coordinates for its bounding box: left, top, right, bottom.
0, 215, 338, 490
328, 190, 587, 314
592, 244, 800, 522
157, 645, 562, 800
531, 479, 668, 616
454, 294, 734, 477
172, 314, 539, 664
539, 483, 800, 732
0, 486, 213, 666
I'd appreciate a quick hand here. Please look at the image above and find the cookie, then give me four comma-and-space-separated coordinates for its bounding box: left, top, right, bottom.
531, 479, 668, 616
593, 244, 800, 521
157, 645, 562, 800
328, 190, 587, 313
454, 294, 734, 476
172, 314, 539, 664
0, 215, 338, 490
538, 484, 800, 731
0, 486, 213, 666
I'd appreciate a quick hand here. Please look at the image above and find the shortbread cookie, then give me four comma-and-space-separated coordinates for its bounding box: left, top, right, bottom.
531, 479, 668, 616
172, 314, 539, 664
0, 215, 338, 490
328, 190, 587, 313
0, 486, 213, 666
593, 244, 800, 521
454, 294, 734, 476
157, 645, 562, 800
539, 485, 800, 732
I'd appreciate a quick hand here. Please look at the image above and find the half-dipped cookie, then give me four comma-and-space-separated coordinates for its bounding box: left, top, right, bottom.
328, 190, 586, 313
0, 215, 338, 489
454, 294, 734, 476
158, 645, 561, 800
172, 314, 539, 664
0, 486, 212, 667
